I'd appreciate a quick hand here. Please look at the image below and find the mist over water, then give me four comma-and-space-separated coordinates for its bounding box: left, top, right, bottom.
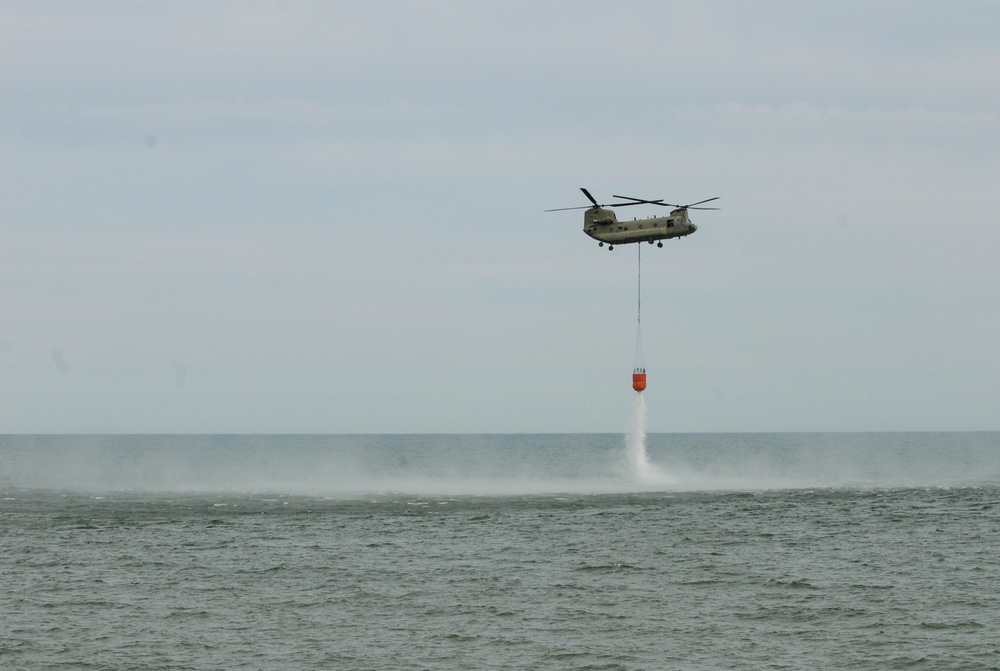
6, 434, 1000, 671
6, 435, 1000, 671
3, 432, 1000, 496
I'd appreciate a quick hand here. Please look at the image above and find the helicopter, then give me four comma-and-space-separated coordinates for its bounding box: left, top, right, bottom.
546, 188, 719, 250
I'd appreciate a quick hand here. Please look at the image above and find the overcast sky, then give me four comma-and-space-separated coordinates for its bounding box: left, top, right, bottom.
2, 1, 998, 433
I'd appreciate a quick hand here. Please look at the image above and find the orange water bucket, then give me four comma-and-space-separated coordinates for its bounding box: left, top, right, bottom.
632, 370, 647, 392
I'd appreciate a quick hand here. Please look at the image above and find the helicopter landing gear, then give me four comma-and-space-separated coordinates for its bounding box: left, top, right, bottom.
598, 242, 604, 247
608, 245, 614, 251
657, 242, 663, 248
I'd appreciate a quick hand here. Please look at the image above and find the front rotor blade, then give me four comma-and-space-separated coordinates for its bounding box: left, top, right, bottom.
580, 187, 599, 207
608, 200, 656, 208
612, 195, 667, 206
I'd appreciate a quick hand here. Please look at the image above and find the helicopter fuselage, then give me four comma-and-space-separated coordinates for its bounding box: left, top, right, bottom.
584, 207, 697, 246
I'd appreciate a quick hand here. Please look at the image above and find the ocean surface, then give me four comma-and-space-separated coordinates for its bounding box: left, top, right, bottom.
3, 430, 1000, 670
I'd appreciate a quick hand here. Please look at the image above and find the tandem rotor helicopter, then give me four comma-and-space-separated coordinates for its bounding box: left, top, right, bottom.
546, 188, 720, 250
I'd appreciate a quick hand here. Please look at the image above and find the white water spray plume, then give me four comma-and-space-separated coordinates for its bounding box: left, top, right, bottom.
626, 393, 677, 487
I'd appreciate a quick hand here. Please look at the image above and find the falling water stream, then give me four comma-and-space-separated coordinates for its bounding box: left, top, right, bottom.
626, 392, 676, 486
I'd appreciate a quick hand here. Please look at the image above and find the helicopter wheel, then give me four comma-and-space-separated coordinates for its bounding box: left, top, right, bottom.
657, 242, 663, 248
598, 242, 604, 247
608, 245, 614, 251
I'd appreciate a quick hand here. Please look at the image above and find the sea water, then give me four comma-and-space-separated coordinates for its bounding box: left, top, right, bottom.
3, 432, 1000, 670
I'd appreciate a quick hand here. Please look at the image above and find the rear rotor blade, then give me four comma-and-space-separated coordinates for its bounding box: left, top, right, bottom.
685, 197, 720, 208
544, 205, 596, 212
662, 197, 721, 210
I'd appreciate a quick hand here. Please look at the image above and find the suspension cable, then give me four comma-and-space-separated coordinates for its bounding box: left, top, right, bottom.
637, 243, 641, 328
634, 244, 644, 372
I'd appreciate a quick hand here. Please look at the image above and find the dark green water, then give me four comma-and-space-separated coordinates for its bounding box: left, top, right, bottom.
3, 433, 999, 670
